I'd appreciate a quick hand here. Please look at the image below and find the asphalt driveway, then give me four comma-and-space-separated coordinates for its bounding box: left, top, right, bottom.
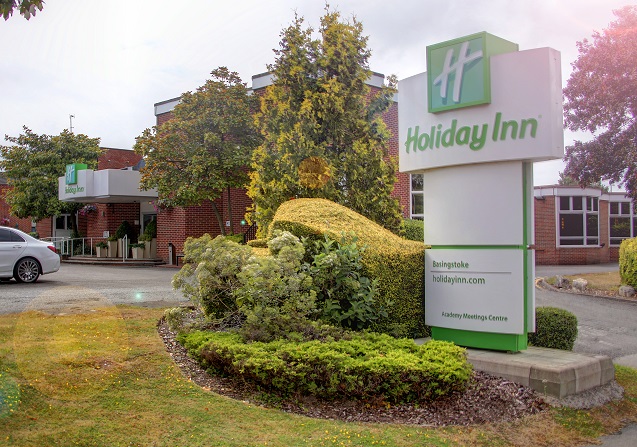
0, 263, 186, 315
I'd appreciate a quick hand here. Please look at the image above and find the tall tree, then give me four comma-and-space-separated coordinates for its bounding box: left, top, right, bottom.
248, 8, 403, 237
563, 6, 637, 200
134, 67, 261, 235
0, 127, 102, 233
0, 0, 43, 20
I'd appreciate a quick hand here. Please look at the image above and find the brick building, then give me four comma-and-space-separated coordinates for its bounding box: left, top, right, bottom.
533, 185, 632, 265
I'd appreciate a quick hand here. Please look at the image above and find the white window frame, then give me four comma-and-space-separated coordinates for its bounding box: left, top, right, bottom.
410, 174, 424, 220
556, 195, 599, 247
609, 199, 634, 246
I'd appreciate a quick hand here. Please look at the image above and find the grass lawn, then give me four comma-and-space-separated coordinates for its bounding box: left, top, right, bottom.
563, 271, 623, 294
1, 305, 637, 446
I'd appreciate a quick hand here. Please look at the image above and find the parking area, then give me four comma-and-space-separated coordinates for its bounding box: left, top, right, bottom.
0, 264, 187, 315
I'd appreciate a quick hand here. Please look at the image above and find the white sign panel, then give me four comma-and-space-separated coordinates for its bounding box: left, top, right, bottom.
425, 249, 525, 333
399, 47, 563, 172
423, 161, 525, 246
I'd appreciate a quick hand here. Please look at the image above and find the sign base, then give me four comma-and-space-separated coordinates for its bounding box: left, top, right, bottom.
431, 326, 527, 352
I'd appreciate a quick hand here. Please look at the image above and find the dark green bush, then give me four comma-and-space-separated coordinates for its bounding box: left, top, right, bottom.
620, 238, 637, 287
528, 306, 578, 350
403, 219, 424, 242
114, 220, 136, 241
179, 330, 471, 403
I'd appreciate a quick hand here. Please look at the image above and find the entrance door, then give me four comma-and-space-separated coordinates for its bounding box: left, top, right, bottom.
54, 214, 73, 239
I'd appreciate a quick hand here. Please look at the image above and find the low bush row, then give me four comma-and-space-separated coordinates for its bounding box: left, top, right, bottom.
620, 238, 637, 288
178, 330, 472, 403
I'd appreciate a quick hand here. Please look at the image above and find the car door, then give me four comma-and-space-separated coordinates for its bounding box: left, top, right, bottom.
0, 228, 27, 275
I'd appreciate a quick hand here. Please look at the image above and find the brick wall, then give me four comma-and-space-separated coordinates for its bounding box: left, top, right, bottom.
98, 148, 142, 169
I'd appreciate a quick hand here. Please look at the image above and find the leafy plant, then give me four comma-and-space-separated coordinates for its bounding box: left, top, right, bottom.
143, 218, 157, 238
172, 234, 252, 320
306, 233, 383, 330
114, 220, 135, 241
620, 238, 637, 287
528, 306, 578, 350
130, 242, 145, 249
403, 218, 424, 241
96, 241, 108, 249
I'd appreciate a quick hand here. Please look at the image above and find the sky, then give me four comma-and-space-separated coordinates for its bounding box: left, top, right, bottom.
0, 0, 631, 186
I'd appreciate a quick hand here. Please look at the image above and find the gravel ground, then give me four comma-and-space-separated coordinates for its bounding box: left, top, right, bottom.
158, 320, 549, 426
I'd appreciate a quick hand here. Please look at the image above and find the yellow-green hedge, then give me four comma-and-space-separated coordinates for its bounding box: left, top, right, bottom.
620, 238, 637, 287
270, 198, 426, 337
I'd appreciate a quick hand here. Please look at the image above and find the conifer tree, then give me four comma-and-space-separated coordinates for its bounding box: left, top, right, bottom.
248, 9, 403, 236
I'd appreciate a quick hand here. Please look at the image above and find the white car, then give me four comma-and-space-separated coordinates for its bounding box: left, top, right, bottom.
0, 227, 60, 283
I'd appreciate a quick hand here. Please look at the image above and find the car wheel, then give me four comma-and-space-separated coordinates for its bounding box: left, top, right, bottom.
14, 258, 41, 283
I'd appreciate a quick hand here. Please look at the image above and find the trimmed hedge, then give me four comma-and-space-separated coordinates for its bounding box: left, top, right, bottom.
403, 219, 424, 242
528, 306, 578, 350
269, 198, 426, 337
179, 330, 471, 403
620, 238, 637, 288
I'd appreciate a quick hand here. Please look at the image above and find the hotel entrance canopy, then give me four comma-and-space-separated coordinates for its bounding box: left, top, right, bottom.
58, 167, 158, 203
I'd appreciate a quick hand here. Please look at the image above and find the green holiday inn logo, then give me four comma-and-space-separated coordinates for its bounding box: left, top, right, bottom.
427, 32, 518, 113
64, 163, 87, 194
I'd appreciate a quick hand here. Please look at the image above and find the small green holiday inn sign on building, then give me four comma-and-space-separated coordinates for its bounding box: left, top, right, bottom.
399, 32, 564, 351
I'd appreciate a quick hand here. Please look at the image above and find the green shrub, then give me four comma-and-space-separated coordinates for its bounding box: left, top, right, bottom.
114, 220, 136, 241
143, 218, 157, 238
179, 330, 471, 403
224, 233, 245, 244
269, 198, 426, 337
306, 234, 383, 330
403, 219, 424, 241
247, 238, 268, 248
620, 238, 637, 287
235, 231, 317, 341
528, 306, 578, 350
172, 234, 252, 320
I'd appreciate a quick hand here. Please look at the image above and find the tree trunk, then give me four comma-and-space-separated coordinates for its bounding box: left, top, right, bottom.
211, 202, 226, 236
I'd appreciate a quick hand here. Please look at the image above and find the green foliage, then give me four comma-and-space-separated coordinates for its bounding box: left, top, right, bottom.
130, 242, 145, 249
0, 128, 102, 223
0, 0, 43, 20
270, 198, 426, 337
143, 218, 157, 238
28, 231, 39, 239
403, 219, 424, 241
96, 241, 108, 249
172, 234, 252, 320
528, 307, 578, 350
620, 238, 637, 287
114, 220, 136, 241
247, 238, 268, 248
180, 330, 471, 403
563, 6, 637, 201
235, 231, 317, 341
135, 67, 261, 234
306, 234, 383, 330
224, 233, 244, 244
248, 8, 403, 237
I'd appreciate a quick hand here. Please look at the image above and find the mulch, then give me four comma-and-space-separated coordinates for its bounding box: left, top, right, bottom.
158, 320, 549, 426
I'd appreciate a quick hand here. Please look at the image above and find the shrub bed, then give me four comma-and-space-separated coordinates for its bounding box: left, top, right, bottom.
528, 306, 578, 350
620, 238, 637, 287
179, 330, 471, 403
269, 198, 426, 337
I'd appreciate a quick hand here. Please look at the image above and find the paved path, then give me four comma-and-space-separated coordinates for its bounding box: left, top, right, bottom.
0, 263, 186, 315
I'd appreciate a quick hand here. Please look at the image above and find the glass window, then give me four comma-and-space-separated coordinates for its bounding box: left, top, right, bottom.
610, 200, 636, 245
558, 195, 599, 246
410, 174, 424, 219
0, 229, 11, 242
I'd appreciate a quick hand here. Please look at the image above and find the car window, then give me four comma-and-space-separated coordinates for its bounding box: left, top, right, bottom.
0, 229, 25, 242
11, 231, 26, 242
0, 229, 12, 242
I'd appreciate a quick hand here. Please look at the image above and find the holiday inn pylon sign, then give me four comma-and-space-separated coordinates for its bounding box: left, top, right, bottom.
399, 32, 564, 352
